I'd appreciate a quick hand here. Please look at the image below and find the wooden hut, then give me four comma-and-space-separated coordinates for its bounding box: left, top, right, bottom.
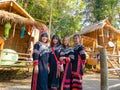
78, 19, 120, 74
0, 0, 49, 61
68, 19, 120, 72
78, 19, 120, 55
80, 19, 120, 72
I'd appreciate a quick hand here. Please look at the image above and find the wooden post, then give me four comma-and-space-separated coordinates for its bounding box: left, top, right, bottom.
100, 48, 108, 90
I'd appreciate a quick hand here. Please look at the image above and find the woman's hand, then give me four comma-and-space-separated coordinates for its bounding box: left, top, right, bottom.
34, 65, 39, 73
48, 67, 50, 73
59, 57, 66, 61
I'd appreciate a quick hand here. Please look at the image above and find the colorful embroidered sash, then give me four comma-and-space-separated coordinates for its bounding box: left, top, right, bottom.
52, 47, 60, 78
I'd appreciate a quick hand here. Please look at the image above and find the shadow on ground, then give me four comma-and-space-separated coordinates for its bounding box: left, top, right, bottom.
0, 69, 32, 81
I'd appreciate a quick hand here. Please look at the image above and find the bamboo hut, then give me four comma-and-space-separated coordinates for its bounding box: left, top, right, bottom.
0, 0, 49, 64
78, 19, 120, 55
79, 19, 120, 75
68, 19, 120, 72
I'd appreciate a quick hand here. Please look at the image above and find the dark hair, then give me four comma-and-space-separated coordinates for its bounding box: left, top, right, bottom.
73, 34, 80, 38
62, 37, 70, 48
39, 33, 48, 43
50, 35, 61, 47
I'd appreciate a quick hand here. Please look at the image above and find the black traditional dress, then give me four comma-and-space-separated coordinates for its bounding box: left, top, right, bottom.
71, 44, 86, 90
31, 41, 49, 90
61, 47, 74, 90
48, 45, 64, 89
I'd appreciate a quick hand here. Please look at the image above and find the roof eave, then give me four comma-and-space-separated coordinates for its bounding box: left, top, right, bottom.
12, 0, 34, 21
0, 0, 34, 21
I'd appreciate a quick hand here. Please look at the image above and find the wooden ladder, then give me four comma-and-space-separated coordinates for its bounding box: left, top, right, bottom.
107, 55, 120, 77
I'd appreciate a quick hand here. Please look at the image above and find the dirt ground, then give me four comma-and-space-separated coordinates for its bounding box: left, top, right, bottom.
83, 72, 120, 90
0, 69, 120, 90
0, 68, 32, 90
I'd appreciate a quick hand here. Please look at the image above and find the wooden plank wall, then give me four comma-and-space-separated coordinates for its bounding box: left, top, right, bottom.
0, 24, 30, 53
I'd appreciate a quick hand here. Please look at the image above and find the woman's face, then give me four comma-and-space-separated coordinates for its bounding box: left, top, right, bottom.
53, 38, 58, 45
41, 36, 48, 43
63, 38, 69, 47
74, 36, 80, 45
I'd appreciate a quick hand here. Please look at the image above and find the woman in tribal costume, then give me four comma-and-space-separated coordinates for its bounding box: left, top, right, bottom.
31, 30, 49, 90
48, 35, 64, 90
60, 37, 74, 90
71, 34, 86, 90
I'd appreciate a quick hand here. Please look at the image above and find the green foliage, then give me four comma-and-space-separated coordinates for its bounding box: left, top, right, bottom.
17, 0, 120, 37
17, 0, 85, 38
83, 0, 120, 29
94, 0, 120, 29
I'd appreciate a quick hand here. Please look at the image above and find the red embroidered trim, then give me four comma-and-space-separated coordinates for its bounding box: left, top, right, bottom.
71, 72, 83, 77
52, 47, 60, 77
77, 55, 81, 73
61, 63, 69, 90
32, 72, 38, 90
48, 64, 50, 67
64, 79, 70, 82
72, 79, 82, 83
64, 85, 70, 88
82, 60, 86, 65
33, 61, 38, 66
72, 83, 82, 88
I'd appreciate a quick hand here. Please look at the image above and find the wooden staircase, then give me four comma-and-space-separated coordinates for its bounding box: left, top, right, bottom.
107, 54, 120, 77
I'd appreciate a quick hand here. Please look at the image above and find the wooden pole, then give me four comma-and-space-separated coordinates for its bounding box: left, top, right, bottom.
100, 48, 108, 90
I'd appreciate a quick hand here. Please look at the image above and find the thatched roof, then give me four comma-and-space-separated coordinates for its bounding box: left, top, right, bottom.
79, 19, 120, 35
0, 0, 34, 21
0, 10, 34, 25
0, 0, 36, 25
67, 19, 120, 40
0, 0, 49, 29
